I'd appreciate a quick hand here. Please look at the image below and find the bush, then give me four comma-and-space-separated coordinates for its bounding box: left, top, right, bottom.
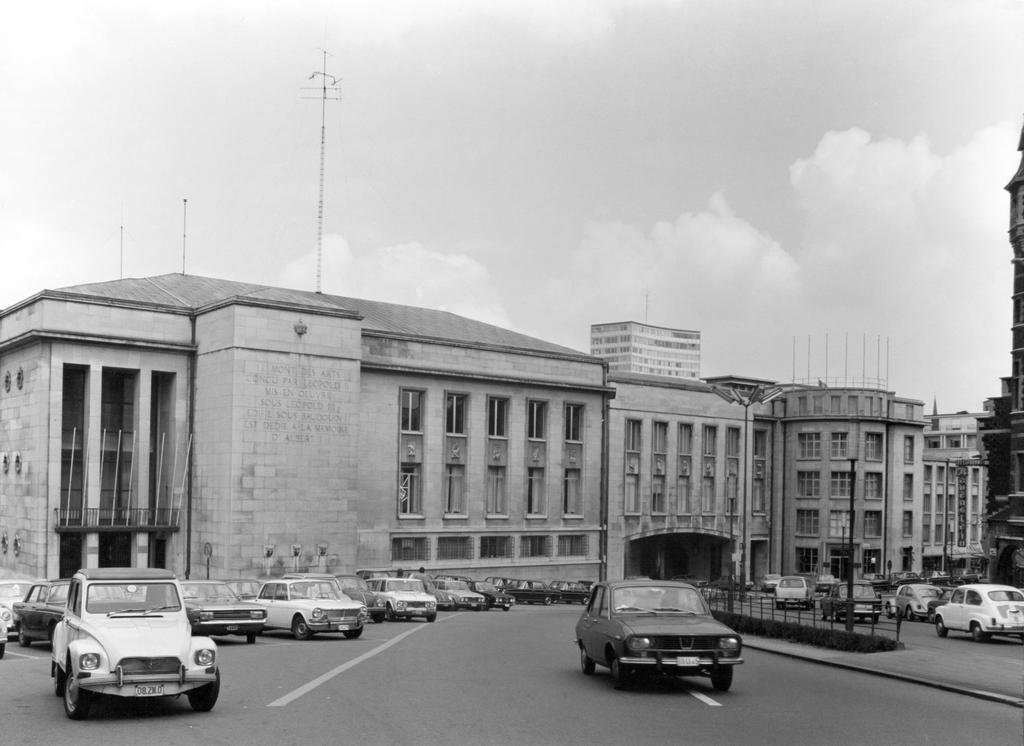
712, 610, 899, 653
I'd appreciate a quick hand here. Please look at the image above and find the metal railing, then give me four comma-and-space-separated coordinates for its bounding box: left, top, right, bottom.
53, 508, 182, 531
703, 589, 895, 639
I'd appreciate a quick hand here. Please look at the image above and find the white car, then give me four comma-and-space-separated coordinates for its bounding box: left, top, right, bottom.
51, 567, 220, 720
934, 584, 1024, 642
367, 577, 437, 622
0, 579, 39, 640
774, 576, 814, 610
254, 578, 367, 639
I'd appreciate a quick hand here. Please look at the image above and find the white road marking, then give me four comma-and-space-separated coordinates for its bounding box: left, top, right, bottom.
268, 625, 426, 707
688, 690, 722, 706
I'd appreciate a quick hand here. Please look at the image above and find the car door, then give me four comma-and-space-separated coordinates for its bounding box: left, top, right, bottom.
578, 585, 609, 661
942, 587, 967, 630
257, 582, 287, 628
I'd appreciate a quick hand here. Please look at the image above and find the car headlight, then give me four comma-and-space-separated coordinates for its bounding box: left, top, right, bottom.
718, 636, 741, 652
375, 599, 385, 607
250, 609, 266, 619
426, 600, 436, 610
79, 653, 101, 671
396, 601, 407, 611
199, 610, 214, 621
194, 648, 216, 666
627, 637, 652, 651
312, 607, 326, 620
0, 608, 11, 623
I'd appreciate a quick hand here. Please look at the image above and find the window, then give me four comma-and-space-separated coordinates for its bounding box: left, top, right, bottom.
900, 473, 913, 501
444, 465, 466, 514
829, 510, 850, 538
753, 429, 767, 458
558, 534, 588, 557
626, 419, 642, 452
525, 467, 545, 515
864, 511, 882, 538
488, 397, 508, 438
563, 468, 582, 515
796, 509, 819, 534
480, 535, 513, 559
701, 475, 715, 513
652, 421, 668, 454
391, 536, 428, 562
564, 404, 583, 442
865, 432, 883, 460
830, 432, 848, 459
445, 393, 466, 435
625, 473, 640, 514
520, 535, 551, 558
726, 427, 740, 457
437, 536, 472, 561
903, 436, 915, 463
399, 465, 421, 515
923, 514, 931, 544
678, 423, 693, 454
830, 471, 851, 498
864, 472, 882, 500
797, 547, 819, 574
703, 425, 717, 456
486, 465, 507, 514
797, 471, 820, 498
400, 389, 422, 432
651, 475, 665, 514
527, 400, 546, 440
752, 474, 766, 513
798, 433, 821, 459
902, 511, 913, 537
830, 395, 841, 413
677, 472, 692, 513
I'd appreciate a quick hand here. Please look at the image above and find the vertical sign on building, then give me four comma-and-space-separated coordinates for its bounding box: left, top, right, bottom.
955, 464, 968, 548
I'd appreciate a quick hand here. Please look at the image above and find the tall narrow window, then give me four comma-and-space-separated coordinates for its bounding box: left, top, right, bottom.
903, 436, 915, 463
488, 397, 508, 438
563, 468, 581, 515
865, 432, 883, 460
444, 464, 465, 514
830, 432, 848, 459
651, 475, 665, 514
527, 467, 545, 515
400, 389, 422, 432
445, 393, 466, 435
399, 464, 421, 515
527, 400, 547, 440
486, 465, 507, 514
564, 403, 583, 442
625, 473, 640, 514
625, 419, 642, 452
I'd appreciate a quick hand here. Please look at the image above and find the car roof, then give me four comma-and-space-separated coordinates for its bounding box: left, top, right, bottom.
600, 579, 701, 590
77, 568, 176, 581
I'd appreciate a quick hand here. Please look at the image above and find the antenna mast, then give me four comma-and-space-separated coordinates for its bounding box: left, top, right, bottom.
182, 198, 188, 274
303, 50, 341, 293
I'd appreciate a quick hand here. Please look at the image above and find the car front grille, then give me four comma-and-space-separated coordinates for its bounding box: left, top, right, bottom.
651, 635, 721, 652
404, 601, 427, 609
325, 608, 360, 621
117, 656, 182, 674
209, 610, 255, 620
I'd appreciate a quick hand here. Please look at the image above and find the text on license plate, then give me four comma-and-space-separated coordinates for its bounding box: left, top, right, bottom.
135, 684, 164, 697
676, 656, 700, 667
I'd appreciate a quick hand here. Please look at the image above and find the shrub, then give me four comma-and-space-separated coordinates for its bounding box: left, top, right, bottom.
712, 610, 899, 653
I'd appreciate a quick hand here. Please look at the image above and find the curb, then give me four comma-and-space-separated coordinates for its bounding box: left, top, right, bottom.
744, 639, 1024, 709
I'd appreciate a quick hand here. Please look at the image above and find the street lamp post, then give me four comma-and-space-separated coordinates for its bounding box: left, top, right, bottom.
847, 457, 857, 632
712, 384, 784, 596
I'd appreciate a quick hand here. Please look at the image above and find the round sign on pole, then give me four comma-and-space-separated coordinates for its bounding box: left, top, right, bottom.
203, 542, 213, 558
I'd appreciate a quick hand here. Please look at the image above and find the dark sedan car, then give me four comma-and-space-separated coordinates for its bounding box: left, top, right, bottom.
335, 574, 387, 623
549, 580, 590, 604
468, 580, 514, 611
575, 580, 743, 691
13, 579, 70, 646
506, 579, 561, 605
180, 580, 267, 643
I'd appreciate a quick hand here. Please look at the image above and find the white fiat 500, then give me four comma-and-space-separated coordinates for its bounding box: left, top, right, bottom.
933, 583, 1024, 642
51, 567, 220, 720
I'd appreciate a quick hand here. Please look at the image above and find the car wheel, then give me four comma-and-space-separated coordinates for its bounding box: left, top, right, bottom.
502, 605, 510, 611
385, 605, 397, 622
53, 663, 65, 696
904, 607, 915, 622
970, 622, 991, 643
821, 609, 828, 621
544, 597, 552, 605
580, 645, 596, 676
344, 627, 363, 639
291, 615, 313, 640
18, 626, 31, 647
187, 669, 220, 712
426, 614, 437, 623
63, 672, 93, 720
935, 616, 948, 638
886, 603, 894, 619
710, 667, 733, 692
0, 642, 4, 660
609, 655, 628, 690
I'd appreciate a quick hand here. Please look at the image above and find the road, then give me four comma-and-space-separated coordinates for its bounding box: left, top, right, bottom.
1, 604, 1021, 745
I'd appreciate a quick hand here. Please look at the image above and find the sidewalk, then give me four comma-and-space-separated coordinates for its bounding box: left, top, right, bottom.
744, 634, 1024, 707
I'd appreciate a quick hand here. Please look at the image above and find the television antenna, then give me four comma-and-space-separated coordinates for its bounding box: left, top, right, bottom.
302, 50, 341, 293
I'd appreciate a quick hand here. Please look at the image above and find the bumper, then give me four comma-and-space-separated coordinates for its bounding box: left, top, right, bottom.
191, 620, 265, 636
76, 668, 218, 697
618, 652, 744, 673
308, 619, 363, 632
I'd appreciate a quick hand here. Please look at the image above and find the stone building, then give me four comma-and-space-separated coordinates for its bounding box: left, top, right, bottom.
0, 274, 610, 581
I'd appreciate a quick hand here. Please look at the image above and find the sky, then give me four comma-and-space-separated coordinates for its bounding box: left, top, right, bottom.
1, 0, 1021, 413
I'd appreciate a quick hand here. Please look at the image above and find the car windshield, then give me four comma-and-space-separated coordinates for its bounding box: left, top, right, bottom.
447, 581, 470, 591
386, 579, 425, 593
612, 586, 706, 613
917, 587, 941, 598
779, 579, 804, 588
988, 590, 1024, 602
845, 585, 876, 599
339, 578, 368, 592
475, 583, 497, 592
289, 581, 338, 599
182, 583, 240, 603
86, 581, 182, 614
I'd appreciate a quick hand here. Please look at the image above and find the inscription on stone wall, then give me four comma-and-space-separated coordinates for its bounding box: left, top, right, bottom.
241, 362, 346, 444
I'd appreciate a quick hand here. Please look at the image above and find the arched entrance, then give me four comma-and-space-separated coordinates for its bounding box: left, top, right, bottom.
994, 544, 1024, 587
624, 530, 729, 582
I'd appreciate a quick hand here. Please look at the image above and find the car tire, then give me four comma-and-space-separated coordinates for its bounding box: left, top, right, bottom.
291, 615, 313, 640
344, 627, 364, 639
18, 626, 31, 647
710, 667, 733, 692
580, 646, 596, 676
54, 663, 66, 697
0, 643, 4, 660
385, 605, 397, 622
544, 596, 552, 605
502, 605, 510, 611
935, 616, 948, 638
970, 622, 990, 643
609, 655, 627, 690
245, 632, 257, 644
187, 669, 220, 712
63, 672, 93, 720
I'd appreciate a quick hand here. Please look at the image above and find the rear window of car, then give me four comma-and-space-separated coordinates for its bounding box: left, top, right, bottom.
988, 590, 1024, 602
780, 579, 804, 588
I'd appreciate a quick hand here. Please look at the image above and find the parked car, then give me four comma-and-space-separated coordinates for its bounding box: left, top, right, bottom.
366, 577, 438, 622
13, 579, 70, 646
468, 580, 514, 611
757, 573, 782, 594
51, 567, 220, 719
222, 578, 262, 600
819, 582, 880, 624
892, 571, 922, 585
894, 584, 944, 622
505, 579, 561, 605
548, 580, 590, 604
356, 568, 394, 580
180, 580, 267, 643
774, 576, 814, 610
0, 579, 39, 639
254, 577, 367, 639
814, 574, 838, 593
934, 584, 1024, 642
920, 570, 951, 585
335, 574, 387, 623
575, 579, 743, 691
926, 587, 953, 623
433, 579, 487, 610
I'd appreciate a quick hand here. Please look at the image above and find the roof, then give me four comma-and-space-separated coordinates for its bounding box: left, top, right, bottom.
77, 567, 177, 580
50, 273, 588, 359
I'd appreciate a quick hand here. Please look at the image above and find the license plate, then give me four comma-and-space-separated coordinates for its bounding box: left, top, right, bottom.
226, 625, 239, 631
135, 685, 163, 697
332, 623, 351, 631
676, 656, 700, 667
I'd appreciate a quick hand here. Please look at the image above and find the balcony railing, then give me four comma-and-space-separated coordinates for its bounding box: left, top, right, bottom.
54, 508, 182, 533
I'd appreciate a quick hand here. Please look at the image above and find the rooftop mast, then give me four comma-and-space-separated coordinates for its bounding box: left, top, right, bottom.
302, 50, 341, 293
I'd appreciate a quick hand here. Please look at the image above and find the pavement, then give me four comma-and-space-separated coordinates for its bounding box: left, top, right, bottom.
743, 633, 1024, 708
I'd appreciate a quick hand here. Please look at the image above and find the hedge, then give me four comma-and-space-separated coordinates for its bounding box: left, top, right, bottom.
712, 610, 900, 653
